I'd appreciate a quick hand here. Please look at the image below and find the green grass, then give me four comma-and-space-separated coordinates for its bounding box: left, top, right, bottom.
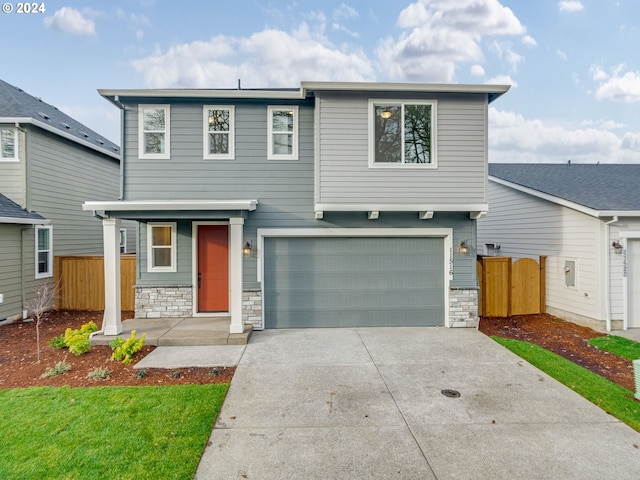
492, 336, 640, 432
588, 335, 640, 360
0, 384, 229, 480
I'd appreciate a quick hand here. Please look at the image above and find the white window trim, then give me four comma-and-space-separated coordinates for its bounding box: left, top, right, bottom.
368, 99, 437, 169
0, 127, 19, 162
138, 105, 170, 159
203, 105, 235, 160
119, 228, 127, 254
147, 222, 177, 273
35, 225, 53, 279
267, 105, 299, 161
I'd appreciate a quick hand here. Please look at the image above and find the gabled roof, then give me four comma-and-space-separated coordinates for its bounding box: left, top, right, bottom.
489, 163, 640, 217
0, 79, 119, 159
0, 193, 48, 225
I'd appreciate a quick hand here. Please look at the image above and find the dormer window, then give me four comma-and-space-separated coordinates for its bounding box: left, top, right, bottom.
0, 128, 18, 161
369, 100, 437, 168
139, 105, 170, 159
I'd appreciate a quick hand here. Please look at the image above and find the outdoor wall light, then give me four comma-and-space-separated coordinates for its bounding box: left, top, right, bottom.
459, 240, 469, 256
243, 241, 252, 256
380, 110, 393, 119
612, 240, 623, 254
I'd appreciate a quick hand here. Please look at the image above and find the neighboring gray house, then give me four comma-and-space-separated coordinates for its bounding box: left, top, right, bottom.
0, 79, 135, 321
478, 163, 640, 332
84, 81, 509, 335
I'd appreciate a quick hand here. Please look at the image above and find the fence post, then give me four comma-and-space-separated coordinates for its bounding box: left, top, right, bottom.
539, 255, 547, 313
54, 256, 62, 309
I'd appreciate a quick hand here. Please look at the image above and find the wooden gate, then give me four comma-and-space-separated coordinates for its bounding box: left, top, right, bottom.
54, 255, 136, 311
477, 256, 546, 317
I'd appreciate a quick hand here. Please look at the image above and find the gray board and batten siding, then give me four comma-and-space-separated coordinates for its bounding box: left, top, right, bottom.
315, 91, 488, 207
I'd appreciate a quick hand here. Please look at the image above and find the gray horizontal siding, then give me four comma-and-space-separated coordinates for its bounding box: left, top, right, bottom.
316, 92, 488, 205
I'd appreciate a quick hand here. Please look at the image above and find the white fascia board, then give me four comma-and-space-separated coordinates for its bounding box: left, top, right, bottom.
0, 117, 120, 160
82, 199, 258, 212
99, 89, 305, 103
489, 176, 602, 218
314, 203, 488, 212
0, 216, 50, 225
302, 81, 509, 97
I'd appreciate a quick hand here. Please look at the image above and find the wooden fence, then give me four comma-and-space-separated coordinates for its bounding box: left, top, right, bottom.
476, 256, 546, 317
54, 255, 136, 311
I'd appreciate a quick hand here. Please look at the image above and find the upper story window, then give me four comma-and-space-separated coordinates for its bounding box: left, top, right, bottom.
0, 128, 18, 161
139, 105, 170, 159
204, 106, 235, 159
147, 223, 177, 272
35, 225, 53, 279
369, 100, 437, 167
268, 105, 298, 160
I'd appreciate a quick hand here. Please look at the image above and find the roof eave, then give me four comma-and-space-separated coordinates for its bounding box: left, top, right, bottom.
0, 216, 50, 225
82, 199, 259, 212
98, 89, 306, 103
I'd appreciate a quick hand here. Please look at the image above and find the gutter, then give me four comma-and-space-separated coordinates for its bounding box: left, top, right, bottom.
112, 95, 126, 200
604, 216, 619, 332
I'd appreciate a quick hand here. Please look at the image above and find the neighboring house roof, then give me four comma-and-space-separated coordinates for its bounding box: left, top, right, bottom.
99, 81, 510, 106
0, 78, 119, 159
0, 193, 48, 225
489, 163, 640, 217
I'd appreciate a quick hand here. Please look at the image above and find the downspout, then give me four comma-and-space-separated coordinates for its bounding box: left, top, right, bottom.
20, 225, 29, 319
113, 95, 125, 200
604, 216, 619, 332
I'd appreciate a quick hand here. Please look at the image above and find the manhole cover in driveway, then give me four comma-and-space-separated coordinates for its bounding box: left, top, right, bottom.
441, 389, 461, 398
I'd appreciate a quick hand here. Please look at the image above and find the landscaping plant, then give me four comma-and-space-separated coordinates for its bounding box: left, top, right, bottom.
63, 321, 98, 355
40, 360, 71, 379
110, 330, 146, 364
28, 281, 58, 363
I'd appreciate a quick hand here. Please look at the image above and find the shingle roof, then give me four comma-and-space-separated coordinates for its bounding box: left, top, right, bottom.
0, 79, 119, 156
488, 163, 640, 211
0, 193, 47, 223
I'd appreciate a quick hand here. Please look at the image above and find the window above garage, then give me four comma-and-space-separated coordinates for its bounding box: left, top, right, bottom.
369, 99, 437, 168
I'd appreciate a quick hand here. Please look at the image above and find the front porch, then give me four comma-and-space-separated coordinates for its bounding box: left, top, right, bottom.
90, 316, 253, 346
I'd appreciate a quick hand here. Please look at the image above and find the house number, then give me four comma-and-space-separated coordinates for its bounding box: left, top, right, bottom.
449, 248, 454, 277
623, 250, 628, 278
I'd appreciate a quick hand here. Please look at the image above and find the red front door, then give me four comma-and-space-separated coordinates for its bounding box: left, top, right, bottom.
197, 225, 229, 312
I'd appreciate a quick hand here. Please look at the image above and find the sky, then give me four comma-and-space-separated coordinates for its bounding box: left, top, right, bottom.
1, 0, 640, 163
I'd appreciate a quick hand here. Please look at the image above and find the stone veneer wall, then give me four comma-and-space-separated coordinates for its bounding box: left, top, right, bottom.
135, 286, 193, 318
243, 289, 262, 329
449, 288, 479, 328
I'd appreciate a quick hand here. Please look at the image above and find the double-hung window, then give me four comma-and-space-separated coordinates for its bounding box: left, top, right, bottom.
204, 106, 234, 159
119, 228, 127, 254
35, 225, 53, 279
267, 105, 298, 160
147, 223, 177, 272
139, 105, 170, 159
369, 100, 437, 167
0, 127, 18, 161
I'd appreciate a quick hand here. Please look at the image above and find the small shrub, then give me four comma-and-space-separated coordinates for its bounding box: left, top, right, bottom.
171, 370, 181, 378
208, 368, 220, 376
47, 335, 66, 349
135, 368, 147, 379
64, 321, 98, 355
111, 330, 146, 364
87, 366, 112, 380
41, 361, 71, 378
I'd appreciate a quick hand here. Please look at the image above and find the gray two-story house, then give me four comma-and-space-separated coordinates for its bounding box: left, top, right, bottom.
84, 81, 508, 335
0, 79, 135, 322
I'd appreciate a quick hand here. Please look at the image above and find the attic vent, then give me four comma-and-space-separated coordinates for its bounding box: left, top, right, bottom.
112, 147, 119, 152
79, 131, 89, 138
60, 122, 71, 129
37, 112, 50, 120
96, 139, 105, 145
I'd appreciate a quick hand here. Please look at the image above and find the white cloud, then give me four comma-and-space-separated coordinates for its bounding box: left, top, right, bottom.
43, 7, 96, 35
558, 1, 584, 12
131, 24, 375, 88
489, 108, 640, 163
376, 0, 527, 82
522, 35, 537, 47
471, 64, 485, 76
333, 3, 358, 20
593, 66, 640, 103
486, 75, 516, 87
488, 41, 523, 73
556, 50, 567, 61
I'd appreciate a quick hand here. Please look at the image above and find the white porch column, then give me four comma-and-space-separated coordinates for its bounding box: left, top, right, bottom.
229, 217, 245, 334
102, 217, 122, 335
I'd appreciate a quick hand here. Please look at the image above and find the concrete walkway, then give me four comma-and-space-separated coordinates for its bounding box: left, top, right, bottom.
194, 327, 640, 480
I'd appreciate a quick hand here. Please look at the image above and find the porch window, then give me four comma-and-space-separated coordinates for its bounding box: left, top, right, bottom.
267, 105, 298, 160
119, 228, 127, 254
369, 100, 437, 167
147, 223, 176, 272
139, 105, 170, 159
0, 128, 18, 161
204, 106, 234, 159
35, 225, 53, 279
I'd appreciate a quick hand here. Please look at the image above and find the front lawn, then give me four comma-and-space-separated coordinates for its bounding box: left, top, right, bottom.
589, 335, 640, 360
493, 336, 640, 432
0, 384, 228, 479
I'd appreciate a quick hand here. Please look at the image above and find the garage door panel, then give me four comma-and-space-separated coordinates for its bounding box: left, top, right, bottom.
264, 236, 445, 328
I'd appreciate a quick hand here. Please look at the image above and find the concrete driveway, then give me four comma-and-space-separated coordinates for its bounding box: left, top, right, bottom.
196, 327, 640, 479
